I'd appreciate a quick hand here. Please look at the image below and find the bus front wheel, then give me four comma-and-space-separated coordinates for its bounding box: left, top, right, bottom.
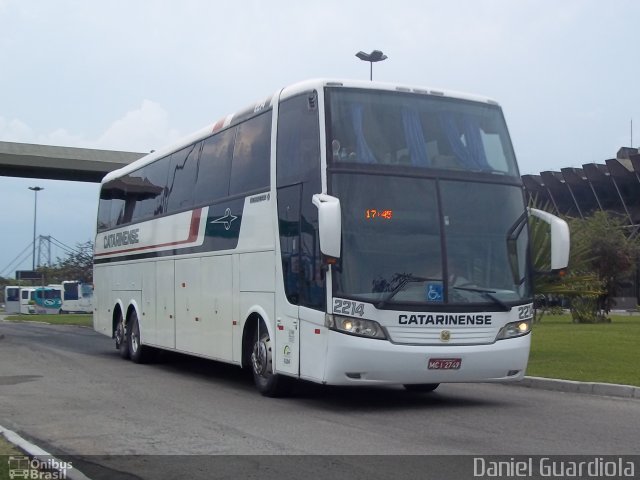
250, 320, 290, 397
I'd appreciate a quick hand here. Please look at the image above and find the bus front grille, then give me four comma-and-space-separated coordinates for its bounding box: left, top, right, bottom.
385, 326, 497, 345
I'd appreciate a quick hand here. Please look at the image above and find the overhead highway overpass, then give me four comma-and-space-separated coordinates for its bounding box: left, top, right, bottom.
0, 141, 145, 183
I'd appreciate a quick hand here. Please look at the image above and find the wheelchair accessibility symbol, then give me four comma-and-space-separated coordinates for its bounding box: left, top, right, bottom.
426, 283, 443, 302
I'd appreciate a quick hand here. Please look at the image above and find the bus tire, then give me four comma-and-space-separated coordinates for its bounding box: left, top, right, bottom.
128, 311, 151, 364
403, 383, 440, 393
115, 312, 129, 360
250, 320, 291, 397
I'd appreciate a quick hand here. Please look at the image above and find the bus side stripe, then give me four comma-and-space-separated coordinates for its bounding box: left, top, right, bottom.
95, 208, 203, 258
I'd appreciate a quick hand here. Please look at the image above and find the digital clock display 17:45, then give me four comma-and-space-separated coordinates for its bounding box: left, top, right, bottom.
365, 209, 393, 220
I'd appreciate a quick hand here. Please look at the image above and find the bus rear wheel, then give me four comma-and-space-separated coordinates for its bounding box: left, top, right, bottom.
115, 312, 129, 360
128, 311, 151, 364
250, 320, 290, 397
403, 383, 440, 393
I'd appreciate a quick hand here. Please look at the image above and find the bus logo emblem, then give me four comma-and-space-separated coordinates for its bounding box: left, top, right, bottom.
210, 208, 238, 230
440, 330, 451, 342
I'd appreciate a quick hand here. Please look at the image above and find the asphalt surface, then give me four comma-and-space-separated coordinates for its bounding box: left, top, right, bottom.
1, 320, 639, 479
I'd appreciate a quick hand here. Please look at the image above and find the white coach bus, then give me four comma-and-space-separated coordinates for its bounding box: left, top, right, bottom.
4, 286, 21, 314
59, 280, 94, 314
93, 79, 569, 396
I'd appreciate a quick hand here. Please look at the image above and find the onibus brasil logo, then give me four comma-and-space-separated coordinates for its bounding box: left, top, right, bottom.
8, 456, 73, 479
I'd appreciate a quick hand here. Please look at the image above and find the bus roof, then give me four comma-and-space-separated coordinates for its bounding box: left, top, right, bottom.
101, 78, 500, 184
278, 78, 498, 105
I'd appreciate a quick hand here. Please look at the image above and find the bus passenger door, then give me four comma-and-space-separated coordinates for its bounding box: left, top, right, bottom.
275, 303, 299, 376
275, 89, 322, 378
275, 183, 302, 376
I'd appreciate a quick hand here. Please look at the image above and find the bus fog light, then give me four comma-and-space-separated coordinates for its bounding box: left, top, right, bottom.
496, 319, 531, 340
325, 314, 387, 340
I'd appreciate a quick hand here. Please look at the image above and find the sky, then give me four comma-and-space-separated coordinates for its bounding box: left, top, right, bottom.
1, 0, 639, 277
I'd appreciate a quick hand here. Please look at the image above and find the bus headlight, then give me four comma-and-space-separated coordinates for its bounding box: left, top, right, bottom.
496, 319, 532, 340
325, 314, 387, 340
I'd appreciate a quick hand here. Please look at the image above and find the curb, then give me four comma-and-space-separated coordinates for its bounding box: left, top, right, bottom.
515, 376, 640, 399
0, 424, 91, 480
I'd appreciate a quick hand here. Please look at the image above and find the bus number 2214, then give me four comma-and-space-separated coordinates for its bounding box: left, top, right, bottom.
333, 299, 365, 317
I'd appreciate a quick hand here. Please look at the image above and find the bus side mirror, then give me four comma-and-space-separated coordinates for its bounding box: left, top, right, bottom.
528, 208, 570, 271
312, 194, 341, 259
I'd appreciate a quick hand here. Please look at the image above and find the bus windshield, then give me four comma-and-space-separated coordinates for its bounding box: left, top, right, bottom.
36, 288, 61, 300
326, 88, 519, 176
330, 174, 532, 307
326, 88, 530, 308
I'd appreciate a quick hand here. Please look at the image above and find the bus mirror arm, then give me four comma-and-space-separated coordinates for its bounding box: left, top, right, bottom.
312, 194, 342, 259
528, 208, 570, 271
320, 257, 341, 272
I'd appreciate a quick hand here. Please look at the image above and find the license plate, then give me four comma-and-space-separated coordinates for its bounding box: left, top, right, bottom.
428, 358, 462, 370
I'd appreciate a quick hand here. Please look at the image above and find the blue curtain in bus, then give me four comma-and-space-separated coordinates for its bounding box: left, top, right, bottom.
401, 108, 430, 167
439, 113, 490, 170
462, 116, 489, 169
350, 104, 376, 164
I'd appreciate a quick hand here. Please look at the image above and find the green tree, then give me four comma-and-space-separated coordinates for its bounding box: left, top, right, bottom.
0, 276, 10, 303
530, 212, 603, 323
569, 211, 639, 314
37, 241, 94, 284
531, 209, 638, 322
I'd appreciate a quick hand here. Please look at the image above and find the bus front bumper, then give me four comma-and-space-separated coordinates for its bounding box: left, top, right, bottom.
322, 330, 531, 386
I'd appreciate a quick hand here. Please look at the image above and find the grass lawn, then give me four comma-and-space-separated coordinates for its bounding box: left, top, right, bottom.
528, 314, 640, 387
3, 314, 92, 327
0, 436, 22, 455
0, 435, 25, 480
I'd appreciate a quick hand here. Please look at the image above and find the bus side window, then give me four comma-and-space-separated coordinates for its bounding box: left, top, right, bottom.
194, 128, 235, 206
166, 143, 201, 213
277, 184, 302, 304
112, 198, 126, 226
98, 180, 125, 231
131, 157, 171, 222
64, 282, 79, 301
230, 112, 271, 195
97, 195, 112, 231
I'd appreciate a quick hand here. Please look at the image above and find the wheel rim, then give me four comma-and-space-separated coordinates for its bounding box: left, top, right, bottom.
131, 321, 139, 353
115, 318, 124, 348
251, 332, 272, 378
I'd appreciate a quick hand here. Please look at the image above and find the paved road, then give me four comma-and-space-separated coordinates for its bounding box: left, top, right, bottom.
1, 320, 639, 478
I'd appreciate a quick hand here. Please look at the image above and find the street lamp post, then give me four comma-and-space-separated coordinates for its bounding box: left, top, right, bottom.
355, 49, 388, 81
28, 186, 44, 269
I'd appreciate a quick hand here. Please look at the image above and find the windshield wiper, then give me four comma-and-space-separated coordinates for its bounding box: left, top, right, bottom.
376, 274, 440, 309
506, 211, 529, 285
452, 286, 511, 312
